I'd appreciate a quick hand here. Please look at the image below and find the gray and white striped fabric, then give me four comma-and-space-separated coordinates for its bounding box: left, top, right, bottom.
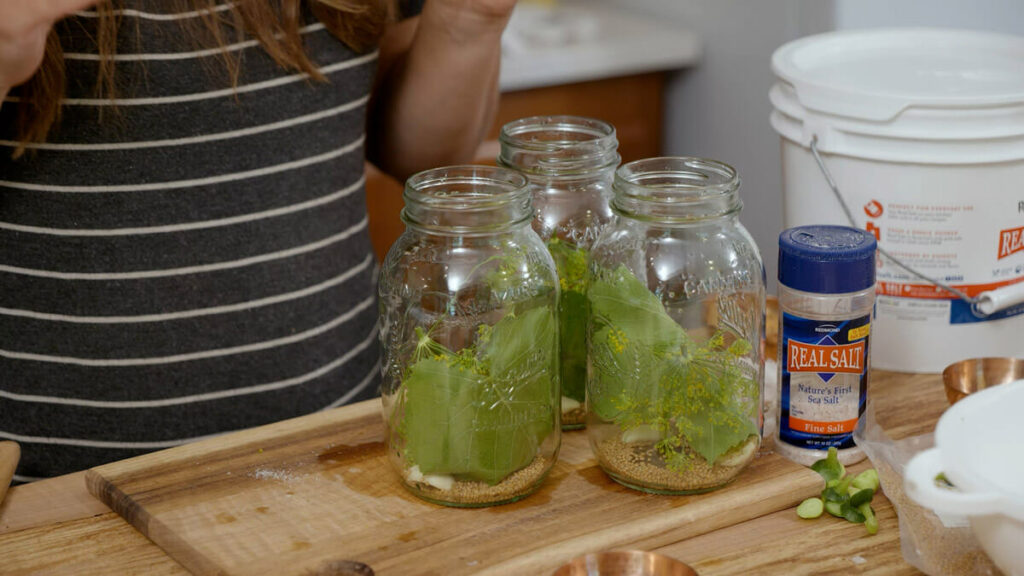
0, 1, 382, 481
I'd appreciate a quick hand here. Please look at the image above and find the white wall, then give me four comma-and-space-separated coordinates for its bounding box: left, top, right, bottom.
836, 0, 1024, 34
599, 0, 834, 292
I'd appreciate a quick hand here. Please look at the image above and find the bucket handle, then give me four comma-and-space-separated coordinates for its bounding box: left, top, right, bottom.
809, 136, 1024, 317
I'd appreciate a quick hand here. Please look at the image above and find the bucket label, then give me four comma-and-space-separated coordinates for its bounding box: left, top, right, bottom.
860, 198, 1024, 324
779, 312, 870, 450
998, 225, 1024, 260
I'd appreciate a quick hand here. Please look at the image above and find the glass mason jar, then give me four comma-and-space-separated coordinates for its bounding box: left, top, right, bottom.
378, 166, 561, 507
586, 157, 765, 494
498, 115, 619, 430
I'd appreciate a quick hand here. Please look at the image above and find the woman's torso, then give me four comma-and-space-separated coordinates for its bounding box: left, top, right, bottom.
0, 1, 380, 481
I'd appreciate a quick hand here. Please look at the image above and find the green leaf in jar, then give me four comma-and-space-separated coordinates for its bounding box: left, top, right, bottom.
477, 305, 558, 446
400, 306, 557, 485
589, 324, 666, 422
546, 238, 589, 403
401, 357, 485, 477
588, 265, 687, 353
557, 289, 588, 403
587, 263, 759, 470
674, 407, 759, 467
547, 237, 588, 293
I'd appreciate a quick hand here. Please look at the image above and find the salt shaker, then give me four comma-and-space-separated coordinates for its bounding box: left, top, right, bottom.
776, 225, 877, 466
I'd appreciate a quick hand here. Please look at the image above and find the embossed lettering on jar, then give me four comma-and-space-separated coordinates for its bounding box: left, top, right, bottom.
586, 157, 766, 494
499, 115, 620, 430
378, 166, 561, 507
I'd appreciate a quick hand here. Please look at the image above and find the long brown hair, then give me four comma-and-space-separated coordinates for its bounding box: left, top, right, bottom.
13, 0, 394, 157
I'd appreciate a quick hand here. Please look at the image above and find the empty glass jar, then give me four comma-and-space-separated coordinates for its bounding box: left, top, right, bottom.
498, 115, 619, 429
586, 157, 765, 494
378, 166, 561, 507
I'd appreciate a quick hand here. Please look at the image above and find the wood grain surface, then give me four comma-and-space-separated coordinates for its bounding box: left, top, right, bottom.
0, 441, 19, 507
0, 471, 107, 535
1, 512, 189, 576
85, 401, 823, 576
0, 370, 945, 576
658, 490, 915, 575
657, 371, 945, 576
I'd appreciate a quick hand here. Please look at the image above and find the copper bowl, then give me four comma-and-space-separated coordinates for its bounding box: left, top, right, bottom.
942, 357, 1024, 405
552, 551, 698, 576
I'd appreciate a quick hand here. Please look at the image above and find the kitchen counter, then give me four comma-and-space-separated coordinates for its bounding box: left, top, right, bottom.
0, 369, 942, 575
499, 2, 701, 92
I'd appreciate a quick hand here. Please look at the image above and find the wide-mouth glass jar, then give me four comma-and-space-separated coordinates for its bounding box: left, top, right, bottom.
586, 157, 765, 494
499, 115, 619, 429
378, 166, 561, 507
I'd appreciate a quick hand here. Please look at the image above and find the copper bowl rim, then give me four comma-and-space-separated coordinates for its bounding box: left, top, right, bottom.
941, 357, 1024, 406
551, 550, 699, 576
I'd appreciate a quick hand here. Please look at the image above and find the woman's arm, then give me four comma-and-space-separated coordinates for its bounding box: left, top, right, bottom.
367, 0, 516, 180
0, 0, 98, 104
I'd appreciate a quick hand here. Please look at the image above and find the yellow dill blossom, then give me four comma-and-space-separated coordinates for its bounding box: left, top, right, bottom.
607, 327, 628, 354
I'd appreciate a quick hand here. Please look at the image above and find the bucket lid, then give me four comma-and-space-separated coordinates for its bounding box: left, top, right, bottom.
771, 28, 1024, 163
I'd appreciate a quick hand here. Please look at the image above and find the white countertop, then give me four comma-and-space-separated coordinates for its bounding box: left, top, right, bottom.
499, 2, 702, 92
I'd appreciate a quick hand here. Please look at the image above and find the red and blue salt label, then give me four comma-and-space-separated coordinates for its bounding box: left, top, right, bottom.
779, 312, 870, 450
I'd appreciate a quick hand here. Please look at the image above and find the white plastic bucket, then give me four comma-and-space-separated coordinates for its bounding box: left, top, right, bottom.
770, 28, 1024, 373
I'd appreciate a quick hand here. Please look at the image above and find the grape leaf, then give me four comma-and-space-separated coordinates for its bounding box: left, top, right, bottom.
547, 238, 589, 403
588, 264, 687, 352
673, 391, 760, 465
587, 263, 759, 469
402, 357, 486, 477
558, 289, 588, 402
589, 325, 666, 421
400, 306, 557, 485
479, 305, 558, 446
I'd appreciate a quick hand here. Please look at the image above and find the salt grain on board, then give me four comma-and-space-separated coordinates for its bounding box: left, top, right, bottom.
250, 468, 299, 483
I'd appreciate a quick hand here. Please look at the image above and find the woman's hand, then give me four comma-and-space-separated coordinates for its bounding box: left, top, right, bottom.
428, 0, 517, 27
368, 0, 517, 179
422, 0, 516, 45
0, 0, 97, 97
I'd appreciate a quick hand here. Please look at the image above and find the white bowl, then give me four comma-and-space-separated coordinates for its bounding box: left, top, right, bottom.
904, 379, 1024, 576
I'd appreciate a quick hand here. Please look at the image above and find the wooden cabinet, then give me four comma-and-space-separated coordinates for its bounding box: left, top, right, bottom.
364, 162, 405, 262
486, 72, 665, 163
366, 72, 666, 261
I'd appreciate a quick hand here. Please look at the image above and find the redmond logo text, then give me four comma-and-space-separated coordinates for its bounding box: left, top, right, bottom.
998, 226, 1024, 260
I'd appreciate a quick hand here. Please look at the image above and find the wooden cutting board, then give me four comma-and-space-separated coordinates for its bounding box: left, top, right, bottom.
86, 400, 822, 576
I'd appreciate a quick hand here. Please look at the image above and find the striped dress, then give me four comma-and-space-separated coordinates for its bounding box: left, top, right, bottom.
0, 2, 383, 481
